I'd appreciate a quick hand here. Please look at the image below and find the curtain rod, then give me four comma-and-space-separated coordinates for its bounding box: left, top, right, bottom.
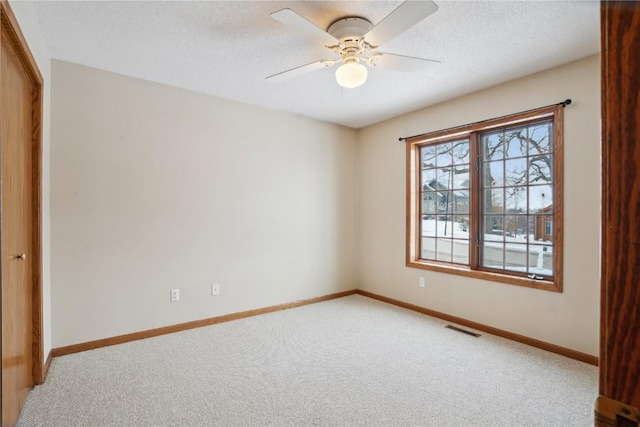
398, 99, 572, 142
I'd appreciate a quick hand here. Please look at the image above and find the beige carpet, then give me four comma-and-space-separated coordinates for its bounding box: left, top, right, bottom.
18, 295, 598, 426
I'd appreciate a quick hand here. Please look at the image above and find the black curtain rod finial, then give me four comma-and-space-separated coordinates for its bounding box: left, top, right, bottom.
562, 99, 572, 107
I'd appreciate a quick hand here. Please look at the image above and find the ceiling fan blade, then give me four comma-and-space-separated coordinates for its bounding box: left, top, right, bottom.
370, 53, 440, 72
266, 60, 335, 83
271, 9, 340, 47
364, 1, 439, 47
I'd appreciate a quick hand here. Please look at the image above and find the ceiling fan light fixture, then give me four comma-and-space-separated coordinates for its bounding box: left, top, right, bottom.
335, 62, 368, 89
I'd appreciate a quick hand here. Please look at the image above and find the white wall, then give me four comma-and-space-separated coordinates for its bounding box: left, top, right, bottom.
51, 61, 358, 348
357, 55, 600, 356
9, 0, 52, 365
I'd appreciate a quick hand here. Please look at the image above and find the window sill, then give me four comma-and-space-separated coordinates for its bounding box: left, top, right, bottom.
406, 259, 562, 292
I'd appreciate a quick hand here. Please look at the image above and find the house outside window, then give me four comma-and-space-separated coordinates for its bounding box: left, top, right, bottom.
406, 104, 563, 291
533, 206, 554, 241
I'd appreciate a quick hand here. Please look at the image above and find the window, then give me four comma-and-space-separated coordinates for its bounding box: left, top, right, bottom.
406, 105, 563, 291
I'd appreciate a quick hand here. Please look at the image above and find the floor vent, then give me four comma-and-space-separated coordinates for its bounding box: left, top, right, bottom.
445, 325, 481, 337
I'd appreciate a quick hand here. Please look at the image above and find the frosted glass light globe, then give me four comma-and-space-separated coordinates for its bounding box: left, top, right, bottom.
335, 62, 368, 89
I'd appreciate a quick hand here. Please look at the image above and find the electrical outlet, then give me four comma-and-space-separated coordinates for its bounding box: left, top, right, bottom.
419, 277, 425, 288
171, 289, 179, 302
211, 283, 220, 296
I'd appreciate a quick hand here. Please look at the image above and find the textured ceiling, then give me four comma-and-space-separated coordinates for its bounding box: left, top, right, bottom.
31, 1, 600, 129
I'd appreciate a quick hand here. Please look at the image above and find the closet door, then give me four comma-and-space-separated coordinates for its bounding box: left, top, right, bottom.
1, 26, 34, 427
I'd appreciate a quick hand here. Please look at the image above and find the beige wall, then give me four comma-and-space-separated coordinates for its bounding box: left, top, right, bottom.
10, 0, 53, 365
50, 61, 358, 348
357, 55, 600, 356
51, 55, 600, 356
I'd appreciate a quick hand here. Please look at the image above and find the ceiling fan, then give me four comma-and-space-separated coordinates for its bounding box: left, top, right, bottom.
266, 1, 440, 89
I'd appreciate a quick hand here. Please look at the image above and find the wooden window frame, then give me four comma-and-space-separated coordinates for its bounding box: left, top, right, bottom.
406, 105, 564, 292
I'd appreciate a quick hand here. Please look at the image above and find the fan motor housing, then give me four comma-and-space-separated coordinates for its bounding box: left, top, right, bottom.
327, 17, 373, 41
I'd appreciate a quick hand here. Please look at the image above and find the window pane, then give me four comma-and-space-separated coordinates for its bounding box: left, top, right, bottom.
454, 215, 470, 235
528, 123, 552, 155
436, 142, 453, 167
421, 237, 437, 260
436, 168, 453, 190
482, 242, 504, 270
452, 239, 469, 264
452, 170, 469, 190
505, 158, 527, 186
436, 239, 452, 262
421, 145, 436, 168
422, 169, 437, 189
505, 186, 527, 213
422, 217, 437, 237
484, 188, 504, 214
529, 154, 553, 185
422, 192, 437, 215
438, 192, 453, 214
531, 214, 553, 242
529, 244, 553, 277
482, 132, 503, 161
416, 138, 472, 267
452, 140, 470, 164
505, 215, 526, 240
484, 161, 504, 187
529, 185, 553, 213
453, 191, 469, 214
504, 130, 527, 158
436, 215, 456, 237
505, 244, 528, 273
527, 216, 535, 240
484, 216, 504, 241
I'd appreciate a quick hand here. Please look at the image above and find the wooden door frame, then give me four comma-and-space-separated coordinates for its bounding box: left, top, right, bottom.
0, 0, 44, 387
596, 1, 640, 425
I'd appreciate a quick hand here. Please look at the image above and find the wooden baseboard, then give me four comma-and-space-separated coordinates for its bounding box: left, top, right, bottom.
40, 350, 52, 384
355, 289, 599, 366
51, 290, 357, 357
51, 288, 598, 367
